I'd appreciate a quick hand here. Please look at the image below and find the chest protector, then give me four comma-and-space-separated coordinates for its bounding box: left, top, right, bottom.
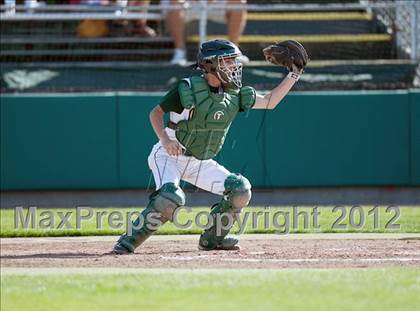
175, 76, 241, 160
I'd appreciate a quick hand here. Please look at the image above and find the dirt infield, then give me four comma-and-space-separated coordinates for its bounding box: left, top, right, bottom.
1, 234, 420, 269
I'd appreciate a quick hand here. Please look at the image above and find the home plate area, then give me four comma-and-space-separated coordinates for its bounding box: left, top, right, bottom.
1, 234, 419, 269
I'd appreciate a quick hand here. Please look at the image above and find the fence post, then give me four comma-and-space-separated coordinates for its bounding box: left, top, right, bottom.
198, 0, 208, 46
410, 1, 418, 60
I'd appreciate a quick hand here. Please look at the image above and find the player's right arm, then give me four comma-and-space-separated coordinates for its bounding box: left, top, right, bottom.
149, 105, 183, 156
149, 82, 186, 156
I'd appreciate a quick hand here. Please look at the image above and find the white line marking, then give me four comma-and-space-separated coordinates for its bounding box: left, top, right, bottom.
159, 255, 211, 261
159, 255, 420, 263
221, 258, 420, 263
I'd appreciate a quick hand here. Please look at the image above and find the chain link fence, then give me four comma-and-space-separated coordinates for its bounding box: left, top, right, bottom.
366, 0, 419, 60
365, 0, 420, 86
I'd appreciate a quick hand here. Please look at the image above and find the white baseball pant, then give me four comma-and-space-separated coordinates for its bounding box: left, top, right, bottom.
147, 141, 231, 195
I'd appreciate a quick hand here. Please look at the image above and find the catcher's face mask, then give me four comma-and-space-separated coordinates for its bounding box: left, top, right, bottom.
216, 54, 243, 88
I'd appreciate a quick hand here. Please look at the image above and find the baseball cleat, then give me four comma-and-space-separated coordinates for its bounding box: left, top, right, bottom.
198, 237, 241, 251
111, 243, 132, 255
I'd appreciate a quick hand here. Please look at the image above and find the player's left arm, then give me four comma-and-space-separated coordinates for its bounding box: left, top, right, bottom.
252, 40, 308, 110
252, 73, 299, 110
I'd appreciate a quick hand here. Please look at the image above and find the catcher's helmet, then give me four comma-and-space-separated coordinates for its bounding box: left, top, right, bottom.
197, 39, 243, 88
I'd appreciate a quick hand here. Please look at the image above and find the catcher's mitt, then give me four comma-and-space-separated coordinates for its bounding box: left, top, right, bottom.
263, 40, 309, 73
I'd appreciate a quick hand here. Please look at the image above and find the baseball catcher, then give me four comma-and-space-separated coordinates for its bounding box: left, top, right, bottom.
112, 39, 308, 254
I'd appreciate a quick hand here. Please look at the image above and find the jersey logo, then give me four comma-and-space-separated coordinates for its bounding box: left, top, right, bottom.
213, 111, 224, 120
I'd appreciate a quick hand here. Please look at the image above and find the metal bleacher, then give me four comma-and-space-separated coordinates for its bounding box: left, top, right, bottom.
0, 0, 404, 63
0, 1, 172, 63
0, 0, 419, 92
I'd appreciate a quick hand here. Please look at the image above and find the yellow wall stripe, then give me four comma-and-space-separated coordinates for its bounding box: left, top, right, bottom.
187, 34, 392, 43
247, 12, 372, 21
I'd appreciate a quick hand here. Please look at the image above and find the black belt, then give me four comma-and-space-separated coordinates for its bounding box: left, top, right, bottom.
166, 121, 193, 157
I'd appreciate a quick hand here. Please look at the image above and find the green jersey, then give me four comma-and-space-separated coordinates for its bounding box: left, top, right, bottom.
159, 76, 256, 160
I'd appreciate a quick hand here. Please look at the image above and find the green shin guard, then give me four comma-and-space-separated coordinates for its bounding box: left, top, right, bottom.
199, 199, 240, 250
117, 183, 185, 252
117, 200, 165, 252
199, 173, 252, 250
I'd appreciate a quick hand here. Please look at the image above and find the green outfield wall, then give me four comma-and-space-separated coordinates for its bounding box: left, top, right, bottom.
411, 90, 420, 185
1, 90, 419, 190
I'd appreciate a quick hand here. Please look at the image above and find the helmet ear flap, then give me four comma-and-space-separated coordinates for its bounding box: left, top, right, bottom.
198, 58, 217, 74
205, 59, 215, 72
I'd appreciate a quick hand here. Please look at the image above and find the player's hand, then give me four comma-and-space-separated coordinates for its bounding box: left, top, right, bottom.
263, 40, 308, 74
161, 137, 184, 156
290, 63, 304, 75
